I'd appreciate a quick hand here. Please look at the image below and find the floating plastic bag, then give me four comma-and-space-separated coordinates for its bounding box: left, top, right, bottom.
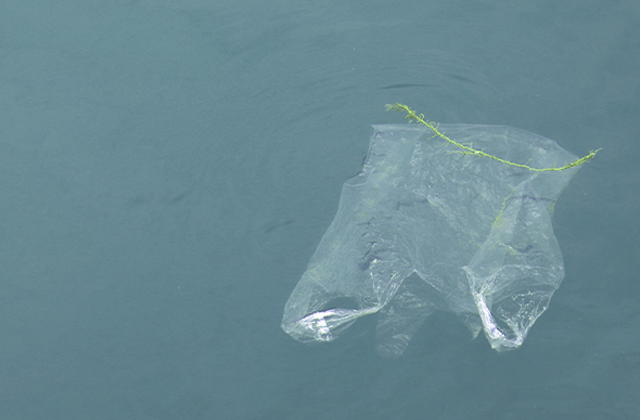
282, 105, 597, 358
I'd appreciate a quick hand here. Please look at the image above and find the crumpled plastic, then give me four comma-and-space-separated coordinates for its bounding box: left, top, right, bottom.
282, 123, 580, 357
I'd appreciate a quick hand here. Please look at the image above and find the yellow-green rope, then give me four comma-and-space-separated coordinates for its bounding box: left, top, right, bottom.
387, 103, 600, 172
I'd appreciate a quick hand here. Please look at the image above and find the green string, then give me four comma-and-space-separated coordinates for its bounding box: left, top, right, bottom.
387, 103, 600, 172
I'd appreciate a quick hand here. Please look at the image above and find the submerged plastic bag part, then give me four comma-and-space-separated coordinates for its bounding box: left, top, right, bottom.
282, 108, 594, 358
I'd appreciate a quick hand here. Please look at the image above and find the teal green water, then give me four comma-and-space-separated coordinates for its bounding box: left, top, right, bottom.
0, 1, 637, 418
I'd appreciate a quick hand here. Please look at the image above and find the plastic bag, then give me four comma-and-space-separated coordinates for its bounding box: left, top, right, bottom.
282, 114, 588, 358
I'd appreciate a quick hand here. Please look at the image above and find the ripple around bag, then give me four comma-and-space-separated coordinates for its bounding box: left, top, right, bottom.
281, 105, 598, 358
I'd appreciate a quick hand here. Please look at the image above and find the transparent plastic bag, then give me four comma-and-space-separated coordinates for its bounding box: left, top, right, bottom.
282, 116, 589, 358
